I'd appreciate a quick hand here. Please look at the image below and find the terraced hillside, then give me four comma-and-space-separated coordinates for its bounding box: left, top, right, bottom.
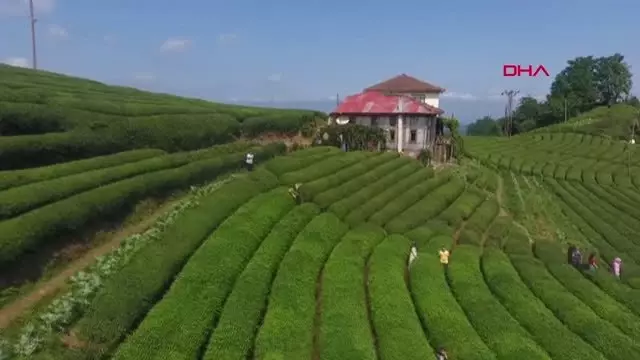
1, 141, 639, 360
0, 65, 323, 169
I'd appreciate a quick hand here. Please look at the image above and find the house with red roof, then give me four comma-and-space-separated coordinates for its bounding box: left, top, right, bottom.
329, 74, 445, 155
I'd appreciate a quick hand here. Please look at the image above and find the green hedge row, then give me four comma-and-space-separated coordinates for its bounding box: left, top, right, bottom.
0, 143, 286, 265
464, 199, 499, 234
329, 161, 423, 219
319, 224, 385, 360
508, 254, 640, 359
435, 187, 486, 227
279, 151, 371, 185
410, 235, 497, 360
75, 170, 281, 351
447, 245, 550, 359
313, 154, 408, 208
264, 147, 340, 175
342, 167, 433, 225
384, 178, 466, 234
299, 152, 392, 200
0, 143, 253, 219
112, 188, 295, 360
533, 243, 640, 339
0, 148, 166, 191
575, 182, 640, 235
254, 213, 348, 359
481, 248, 605, 360
203, 203, 320, 360
483, 216, 512, 248
368, 234, 433, 359
368, 173, 453, 228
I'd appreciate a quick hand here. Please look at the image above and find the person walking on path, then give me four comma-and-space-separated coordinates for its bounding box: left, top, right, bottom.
439, 247, 450, 269
567, 244, 576, 265
571, 247, 582, 268
409, 242, 418, 268
288, 183, 303, 204
588, 253, 598, 272
612, 257, 622, 279
245, 152, 254, 171
436, 347, 449, 360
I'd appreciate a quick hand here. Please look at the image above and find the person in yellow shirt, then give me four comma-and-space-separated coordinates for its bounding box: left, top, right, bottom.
439, 247, 450, 268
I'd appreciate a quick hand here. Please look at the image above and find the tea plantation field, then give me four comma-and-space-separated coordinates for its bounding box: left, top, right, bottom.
2, 136, 640, 360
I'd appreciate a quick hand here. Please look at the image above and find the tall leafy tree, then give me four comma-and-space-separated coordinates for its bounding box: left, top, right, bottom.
595, 53, 632, 106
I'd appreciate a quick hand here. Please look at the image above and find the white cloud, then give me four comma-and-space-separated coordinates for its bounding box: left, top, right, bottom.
442, 91, 477, 101
0, 0, 55, 16
133, 73, 155, 81
2, 57, 29, 67
267, 73, 282, 82
160, 37, 192, 52
47, 24, 67, 38
217, 33, 237, 45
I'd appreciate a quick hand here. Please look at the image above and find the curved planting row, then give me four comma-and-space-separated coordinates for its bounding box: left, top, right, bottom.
0, 143, 255, 219
368, 234, 433, 359
367, 173, 453, 228
458, 199, 500, 246
318, 224, 385, 360
436, 187, 486, 227
410, 235, 497, 360
112, 187, 295, 360
0, 143, 286, 265
265, 146, 340, 175
448, 245, 550, 359
279, 151, 372, 185
328, 161, 424, 219
0, 148, 167, 191
74, 170, 281, 352
343, 167, 434, 225
202, 203, 321, 360
384, 177, 466, 234
254, 212, 348, 359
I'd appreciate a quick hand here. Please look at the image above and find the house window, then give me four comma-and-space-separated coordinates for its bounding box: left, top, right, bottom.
348, 116, 355, 124
410, 130, 417, 143
389, 117, 397, 127
371, 116, 378, 126
389, 129, 396, 141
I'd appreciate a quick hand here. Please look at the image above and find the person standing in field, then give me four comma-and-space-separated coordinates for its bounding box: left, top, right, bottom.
588, 253, 598, 272
408, 242, 418, 268
439, 247, 450, 269
435, 347, 449, 360
288, 183, 303, 204
245, 152, 254, 171
567, 244, 576, 265
571, 247, 582, 268
612, 257, 622, 279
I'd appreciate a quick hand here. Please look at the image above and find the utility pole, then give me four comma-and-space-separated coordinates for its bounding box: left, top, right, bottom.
501, 90, 519, 137
29, 0, 38, 69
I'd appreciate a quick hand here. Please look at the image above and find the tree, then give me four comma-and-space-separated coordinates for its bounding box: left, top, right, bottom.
466, 116, 502, 136
595, 53, 632, 106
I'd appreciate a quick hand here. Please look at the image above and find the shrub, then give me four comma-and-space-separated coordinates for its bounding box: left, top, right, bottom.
0, 143, 285, 265
279, 151, 371, 185
314, 155, 408, 208
341, 167, 432, 224
0, 149, 166, 191
368, 234, 433, 359
0, 144, 254, 219
111, 188, 295, 360
254, 213, 348, 359
298, 152, 393, 200
368, 174, 453, 227
75, 171, 280, 348
464, 199, 499, 234
202, 203, 320, 360
436, 187, 486, 227
509, 254, 640, 359
265, 147, 340, 175
319, 224, 385, 360
446, 245, 549, 359
481, 248, 605, 360
411, 235, 496, 360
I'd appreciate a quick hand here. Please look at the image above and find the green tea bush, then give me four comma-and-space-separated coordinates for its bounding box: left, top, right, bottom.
203, 203, 320, 360
112, 188, 294, 360
319, 224, 385, 360
254, 213, 348, 359
435, 187, 485, 227
368, 234, 433, 359
279, 151, 371, 185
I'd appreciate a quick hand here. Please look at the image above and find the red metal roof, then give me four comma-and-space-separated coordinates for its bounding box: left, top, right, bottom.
364, 74, 445, 93
331, 91, 443, 116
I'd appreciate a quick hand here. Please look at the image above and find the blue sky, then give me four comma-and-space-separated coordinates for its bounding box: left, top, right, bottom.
1, 0, 638, 122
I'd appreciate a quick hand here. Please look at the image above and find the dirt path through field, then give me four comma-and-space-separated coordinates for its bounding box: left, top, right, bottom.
0, 198, 184, 329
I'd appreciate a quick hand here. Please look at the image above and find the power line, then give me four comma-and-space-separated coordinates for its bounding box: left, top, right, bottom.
501, 90, 519, 137
29, 0, 38, 69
